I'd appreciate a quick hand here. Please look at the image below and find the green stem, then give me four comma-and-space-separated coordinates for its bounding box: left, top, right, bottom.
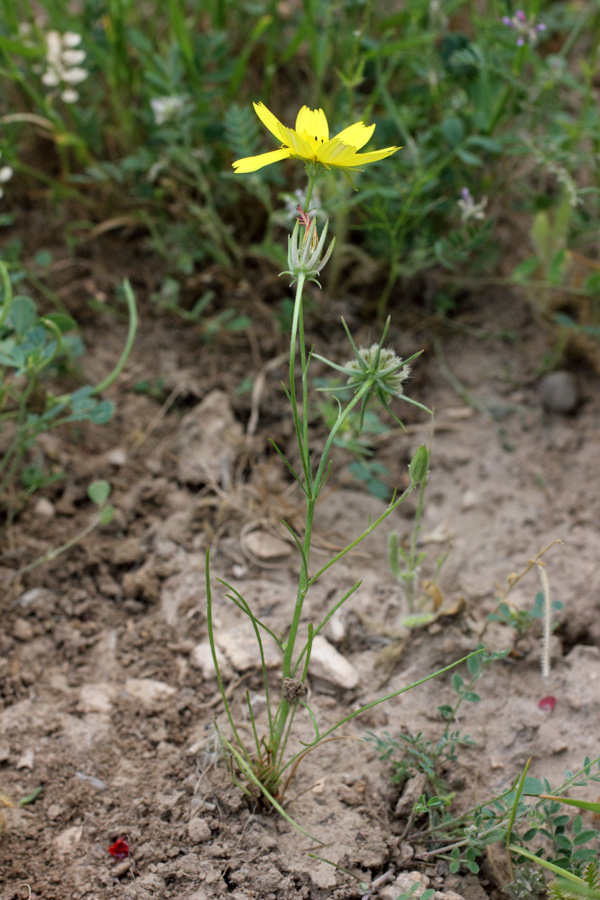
92, 280, 138, 395
304, 172, 317, 213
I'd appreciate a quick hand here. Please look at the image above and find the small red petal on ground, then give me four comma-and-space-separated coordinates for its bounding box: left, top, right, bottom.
108, 838, 130, 860
538, 695, 556, 712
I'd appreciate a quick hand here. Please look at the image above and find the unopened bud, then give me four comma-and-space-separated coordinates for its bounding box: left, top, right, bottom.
409, 445, 429, 486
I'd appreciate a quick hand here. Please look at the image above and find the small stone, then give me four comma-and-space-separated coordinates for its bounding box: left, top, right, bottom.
539, 370, 578, 414
187, 816, 212, 842
397, 842, 415, 865
189, 642, 232, 680
76, 771, 107, 791
137, 873, 165, 892
433, 892, 467, 900
12, 618, 34, 641
380, 872, 430, 900
217, 624, 280, 673
245, 530, 291, 561
33, 497, 55, 518
16, 748, 34, 770
112, 859, 131, 877
55, 825, 83, 855
113, 537, 143, 566
46, 803, 65, 820
107, 448, 127, 467
124, 678, 176, 708
79, 683, 115, 715
327, 611, 346, 643
461, 489, 477, 510
308, 636, 359, 689
16, 587, 57, 614
0, 744, 10, 763
395, 772, 427, 817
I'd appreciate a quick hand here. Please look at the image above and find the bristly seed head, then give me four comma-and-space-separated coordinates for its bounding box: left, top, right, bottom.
344, 344, 411, 397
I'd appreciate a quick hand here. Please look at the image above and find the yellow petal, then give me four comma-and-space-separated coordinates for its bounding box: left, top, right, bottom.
285, 128, 316, 159
232, 148, 292, 173
317, 140, 355, 165
339, 146, 401, 167
253, 101, 289, 144
295, 106, 329, 141
333, 121, 375, 151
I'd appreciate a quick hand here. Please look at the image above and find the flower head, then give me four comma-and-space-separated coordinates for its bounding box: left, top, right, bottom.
150, 95, 187, 125
314, 318, 430, 431
42, 30, 88, 103
502, 10, 546, 46
344, 344, 411, 398
457, 187, 488, 222
233, 102, 400, 174
0, 152, 13, 200
280, 211, 335, 287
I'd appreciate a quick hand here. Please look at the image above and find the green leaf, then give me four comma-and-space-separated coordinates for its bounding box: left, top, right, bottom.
556, 834, 572, 850
548, 248, 568, 285
452, 673, 464, 692
18, 786, 44, 806
43, 313, 77, 333
463, 691, 481, 703
455, 147, 483, 166
88, 480, 111, 506
401, 613, 436, 627
466, 135, 503, 153
441, 116, 465, 147
87, 400, 114, 424
467, 654, 480, 676
511, 256, 539, 283
522, 777, 544, 795
9, 295, 37, 336
573, 830, 600, 846
522, 828, 539, 841
98, 505, 115, 526
483, 828, 506, 843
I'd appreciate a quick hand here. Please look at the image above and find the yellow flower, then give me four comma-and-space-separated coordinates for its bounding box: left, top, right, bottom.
232, 102, 400, 174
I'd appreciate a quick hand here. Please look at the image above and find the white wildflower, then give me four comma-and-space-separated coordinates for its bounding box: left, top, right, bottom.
0, 153, 13, 200
458, 187, 488, 222
41, 30, 88, 103
150, 96, 186, 125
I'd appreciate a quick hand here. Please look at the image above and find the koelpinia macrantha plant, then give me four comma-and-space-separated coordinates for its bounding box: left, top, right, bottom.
206, 102, 479, 822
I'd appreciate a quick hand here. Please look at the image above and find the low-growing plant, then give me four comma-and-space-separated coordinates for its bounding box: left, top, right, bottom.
370, 637, 600, 887
0, 261, 137, 518
368, 646, 507, 828
400, 756, 600, 880
205, 100, 480, 835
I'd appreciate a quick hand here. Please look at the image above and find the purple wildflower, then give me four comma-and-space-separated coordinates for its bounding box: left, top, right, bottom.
503, 9, 546, 46
458, 187, 488, 222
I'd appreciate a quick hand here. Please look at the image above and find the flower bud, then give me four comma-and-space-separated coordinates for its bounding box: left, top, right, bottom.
409, 445, 429, 486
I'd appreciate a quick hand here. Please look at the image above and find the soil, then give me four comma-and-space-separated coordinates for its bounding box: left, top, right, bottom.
1, 240, 600, 900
